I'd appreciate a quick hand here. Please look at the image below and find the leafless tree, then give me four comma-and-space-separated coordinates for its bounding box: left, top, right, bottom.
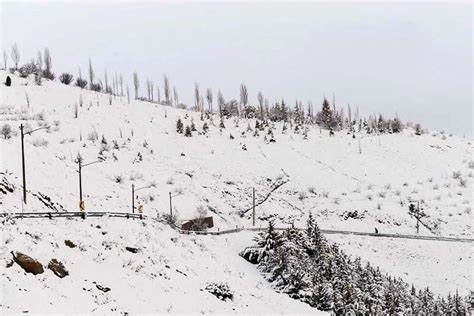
43, 48, 53, 79
133, 72, 139, 100
104, 69, 109, 93
240, 83, 248, 116
2, 50, 7, 70
156, 86, 161, 103
194, 83, 200, 111
37, 51, 43, 72
217, 90, 225, 117
10, 43, 20, 70
119, 74, 124, 96
164, 75, 170, 105
88, 58, 94, 88
126, 84, 130, 104
257, 91, 264, 120
206, 88, 213, 113
173, 86, 179, 106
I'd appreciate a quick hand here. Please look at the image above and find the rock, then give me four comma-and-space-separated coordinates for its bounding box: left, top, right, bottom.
5, 259, 14, 268
96, 284, 111, 292
5, 76, 11, 87
48, 259, 69, 278
11, 251, 44, 275
125, 246, 139, 254
64, 240, 76, 248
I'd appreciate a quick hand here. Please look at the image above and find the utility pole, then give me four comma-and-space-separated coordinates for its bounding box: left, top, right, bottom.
19, 124, 49, 206
132, 184, 135, 214
20, 124, 26, 205
169, 192, 172, 218
77, 157, 102, 212
78, 159, 82, 210
416, 201, 420, 234
252, 187, 256, 226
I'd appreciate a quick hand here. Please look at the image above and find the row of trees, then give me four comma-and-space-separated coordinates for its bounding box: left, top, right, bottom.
2, 44, 416, 134
240, 217, 468, 314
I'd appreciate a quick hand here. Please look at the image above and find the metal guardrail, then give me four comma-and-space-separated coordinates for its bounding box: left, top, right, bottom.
0, 211, 145, 220
1, 212, 472, 243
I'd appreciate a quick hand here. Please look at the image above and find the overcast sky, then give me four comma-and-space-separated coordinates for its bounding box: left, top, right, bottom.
1, 1, 472, 136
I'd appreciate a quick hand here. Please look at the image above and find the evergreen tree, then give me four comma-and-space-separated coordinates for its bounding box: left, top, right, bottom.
176, 118, 183, 134
184, 125, 192, 137
318, 98, 333, 129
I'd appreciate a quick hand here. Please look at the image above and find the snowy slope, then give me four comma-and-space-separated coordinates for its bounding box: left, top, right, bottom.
1, 216, 320, 314
0, 71, 472, 311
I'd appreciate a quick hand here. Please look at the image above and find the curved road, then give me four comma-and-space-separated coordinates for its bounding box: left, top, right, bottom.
2, 211, 472, 243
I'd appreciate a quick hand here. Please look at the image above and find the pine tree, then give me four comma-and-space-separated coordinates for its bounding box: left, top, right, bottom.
184, 125, 192, 137
176, 118, 183, 134
318, 98, 333, 129
202, 122, 209, 134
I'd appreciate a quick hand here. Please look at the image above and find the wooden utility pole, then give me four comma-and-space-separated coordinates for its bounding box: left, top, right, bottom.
78, 159, 82, 210
169, 192, 172, 218
20, 124, 26, 205
416, 201, 420, 234
252, 187, 256, 226
132, 184, 135, 214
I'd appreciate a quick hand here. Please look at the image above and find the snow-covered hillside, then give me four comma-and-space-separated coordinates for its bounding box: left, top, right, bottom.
1, 216, 319, 314
1, 71, 472, 312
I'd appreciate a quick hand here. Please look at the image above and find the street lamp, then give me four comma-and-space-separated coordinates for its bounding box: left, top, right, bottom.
19, 123, 50, 205
76, 156, 103, 211
131, 183, 155, 214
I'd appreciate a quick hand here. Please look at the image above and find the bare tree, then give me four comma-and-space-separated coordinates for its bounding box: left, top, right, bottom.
164, 75, 170, 105
37, 51, 43, 72
217, 90, 225, 118
2, 50, 7, 70
194, 83, 200, 111
119, 74, 124, 96
257, 91, 264, 120
88, 58, 94, 88
133, 72, 139, 100
240, 83, 248, 116
126, 84, 130, 104
10, 43, 20, 70
156, 85, 161, 103
173, 86, 179, 106
43, 47, 53, 79
206, 88, 213, 113
104, 69, 109, 93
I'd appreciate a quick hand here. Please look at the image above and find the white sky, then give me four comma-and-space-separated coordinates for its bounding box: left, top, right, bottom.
1, 1, 472, 136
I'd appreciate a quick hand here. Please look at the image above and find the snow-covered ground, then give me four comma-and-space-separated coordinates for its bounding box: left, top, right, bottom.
0, 216, 320, 314
0, 71, 472, 312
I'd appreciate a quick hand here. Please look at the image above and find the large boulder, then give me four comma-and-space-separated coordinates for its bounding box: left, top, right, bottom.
48, 259, 69, 278
11, 251, 44, 275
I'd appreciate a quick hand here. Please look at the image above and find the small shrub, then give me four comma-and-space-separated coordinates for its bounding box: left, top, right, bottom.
75, 78, 87, 88
59, 73, 73, 85
87, 130, 99, 142
452, 171, 462, 180
90, 82, 102, 92
114, 175, 123, 184
298, 191, 307, 201
378, 191, 386, 198
205, 282, 233, 301
19, 62, 39, 78
31, 137, 48, 147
